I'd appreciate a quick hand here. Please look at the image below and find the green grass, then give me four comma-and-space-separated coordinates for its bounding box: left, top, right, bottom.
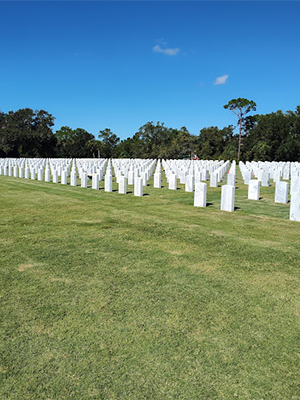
1, 172, 300, 399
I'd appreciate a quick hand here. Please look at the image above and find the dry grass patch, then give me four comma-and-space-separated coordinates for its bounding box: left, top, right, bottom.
187, 261, 218, 275
250, 271, 300, 293
17, 263, 41, 272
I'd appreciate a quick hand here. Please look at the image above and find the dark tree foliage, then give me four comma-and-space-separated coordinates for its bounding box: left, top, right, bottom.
114, 137, 136, 158
196, 126, 234, 160
242, 107, 300, 161
98, 128, 120, 158
88, 139, 102, 158
169, 126, 197, 159
132, 122, 176, 159
1, 104, 300, 161
0, 111, 7, 157
0, 108, 56, 157
128, 122, 195, 159
55, 126, 95, 158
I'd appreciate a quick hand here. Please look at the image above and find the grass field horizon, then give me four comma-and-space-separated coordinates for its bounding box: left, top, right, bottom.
1, 171, 300, 399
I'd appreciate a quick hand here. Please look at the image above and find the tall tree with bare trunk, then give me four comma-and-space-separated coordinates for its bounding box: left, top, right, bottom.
224, 98, 256, 160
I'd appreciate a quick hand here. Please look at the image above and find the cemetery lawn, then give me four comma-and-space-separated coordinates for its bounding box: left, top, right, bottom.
1, 173, 300, 400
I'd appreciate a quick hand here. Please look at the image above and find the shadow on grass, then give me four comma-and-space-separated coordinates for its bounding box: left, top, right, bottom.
234, 206, 241, 211
143, 193, 150, 196
206, 203, 214, 207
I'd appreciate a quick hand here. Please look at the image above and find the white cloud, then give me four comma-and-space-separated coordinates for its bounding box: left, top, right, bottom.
214, 74, 229, 85
153, 44, 180, 56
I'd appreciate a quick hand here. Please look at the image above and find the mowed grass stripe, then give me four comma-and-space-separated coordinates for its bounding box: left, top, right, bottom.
1, 173, 300, 399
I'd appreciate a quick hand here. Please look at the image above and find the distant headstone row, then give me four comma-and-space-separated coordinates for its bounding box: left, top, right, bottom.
1, 158, 299, 221
239, 161, 300, 221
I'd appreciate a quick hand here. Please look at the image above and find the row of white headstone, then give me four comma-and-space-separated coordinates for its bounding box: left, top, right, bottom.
0, 157, 234, 209
239, 160, 300, 188
193, 161, 236, 211
1, 157, 299, 220
159, 159, 236, 211
162, 159, 229, 188
239, 161, 300, 221
0, 158, 160, 197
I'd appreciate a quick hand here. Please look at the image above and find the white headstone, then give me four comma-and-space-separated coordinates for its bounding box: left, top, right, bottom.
119, 176, 127, 194
169, 173, 177, 190
128, 170, 134, 185
52, 170, 58, 183
227, 173, 236, 187
273, 169, 281, 183
290, 175, 300, 195
45, 168, 50, 182
141, 172, 147, 186
275, 181, 289, 204
134, 177, 143, 197
194, 182, 207, 207
179, 170, 187, 184
221, 185, 235, 212
282, 167, 290, 180
81, 173, 87, 188
105, 174, 112, 192
248, 180, 260, 200
210, 172, 218, 187
37, 168, 43, 181
61, 170, 67, 185
92, 174, 99, 190
290, 191, 300, 221
261, 172, 270, 187
154, 172, 161, 188
25, 167, 30, 179
185, 175, 194, 192
243, 170, 251, 185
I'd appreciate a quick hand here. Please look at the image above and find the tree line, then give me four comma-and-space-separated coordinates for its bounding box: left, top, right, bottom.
1, 100, 300, 161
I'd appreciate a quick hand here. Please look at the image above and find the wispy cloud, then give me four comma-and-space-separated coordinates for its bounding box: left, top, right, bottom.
214, 74, 229, 85
153, 44, 180, 56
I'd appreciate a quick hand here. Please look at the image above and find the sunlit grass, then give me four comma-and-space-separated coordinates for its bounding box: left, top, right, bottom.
1, 171, 299, 399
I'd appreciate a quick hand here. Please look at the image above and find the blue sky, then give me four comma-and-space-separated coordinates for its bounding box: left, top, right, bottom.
1, 1, 300, 140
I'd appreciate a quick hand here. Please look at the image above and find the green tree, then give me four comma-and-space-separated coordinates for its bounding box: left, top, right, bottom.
169, 127, 196, 159
114, 137, 136, 158
98, 128, 120, 158
133, 122, 177, 158
224, 98, 256, 160
0, 111, 8, 157
0, 108, 56, 157
89, 139, 102, 158
243, 107, 300, 161
55, 126, 95, 158
197, 126, 233, 160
